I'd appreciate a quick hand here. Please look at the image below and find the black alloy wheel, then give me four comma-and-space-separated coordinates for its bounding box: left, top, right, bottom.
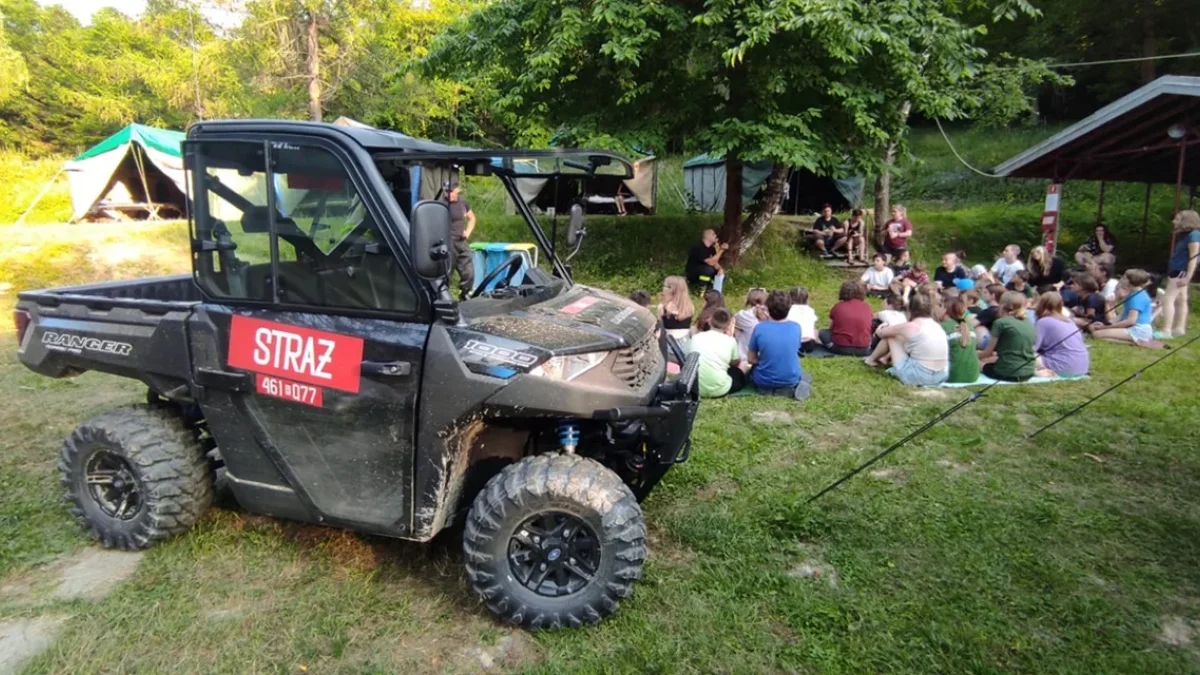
507, 511, 601, 598
85, 450, 144, 520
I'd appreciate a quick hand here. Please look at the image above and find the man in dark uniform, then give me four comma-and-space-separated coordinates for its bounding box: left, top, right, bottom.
445, 179, 476, 297
685, 228, 728, 292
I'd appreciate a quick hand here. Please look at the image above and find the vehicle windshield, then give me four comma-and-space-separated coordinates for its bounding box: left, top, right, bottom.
372, 150, 636, 293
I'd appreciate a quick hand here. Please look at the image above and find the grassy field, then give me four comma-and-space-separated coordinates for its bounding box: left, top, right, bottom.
2, 207, 1200, 672
2, 126, 1200, 673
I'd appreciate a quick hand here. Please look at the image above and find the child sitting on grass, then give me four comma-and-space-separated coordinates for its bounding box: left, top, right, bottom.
867, 291, 950, 386
973, 283, 1007, 348
1090, 269, 1161, 348
749, 290, 811, 399
786, 287, 819, 352
693, 289, 726, 333
891, 260, 929, 303
820, 280, 874, 357
735, 288, 768, 360
977, 291, 1041, 382
687, 308, 747, 398
1006, 269, 1035, 301
1034, 292, 1090, 377
861, 254, 896, 297
658, 275, 695, 344
876, 292, 908, 328
940, 296, 980, 383
1067, 275, 1108, 330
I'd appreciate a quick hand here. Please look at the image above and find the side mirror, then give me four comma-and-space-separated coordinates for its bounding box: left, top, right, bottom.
566, 203, 585, 247
411, 200, 452, 280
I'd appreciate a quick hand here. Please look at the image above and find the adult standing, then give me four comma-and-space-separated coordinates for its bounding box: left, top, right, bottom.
1160, 210, 1200, 338
882, 204, 913, 259
445, 179, 476, 298
1075, 223, 1116, 267
806, 204, 846, 257
685, 228, 728, 292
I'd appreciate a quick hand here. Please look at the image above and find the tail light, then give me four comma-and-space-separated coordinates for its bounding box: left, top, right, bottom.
13, 309, 31, 345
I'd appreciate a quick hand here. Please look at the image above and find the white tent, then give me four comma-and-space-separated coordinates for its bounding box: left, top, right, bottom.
64, 123, 188, 222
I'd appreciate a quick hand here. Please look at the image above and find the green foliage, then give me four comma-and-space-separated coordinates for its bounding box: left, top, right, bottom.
0, 150, 71, 223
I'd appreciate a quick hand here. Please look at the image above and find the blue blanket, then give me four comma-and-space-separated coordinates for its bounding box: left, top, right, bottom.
931, 374, 1089, 388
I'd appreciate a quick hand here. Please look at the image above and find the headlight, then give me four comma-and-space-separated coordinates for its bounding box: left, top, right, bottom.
529, 351, 608, 381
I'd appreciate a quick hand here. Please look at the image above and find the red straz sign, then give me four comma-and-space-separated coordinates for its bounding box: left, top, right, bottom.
256, 374, 323, 407
228, 315, 364, 393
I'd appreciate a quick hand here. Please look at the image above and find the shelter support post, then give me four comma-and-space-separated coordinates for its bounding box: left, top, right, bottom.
1097, 181, 1106, 222
1142, 183, 1153, 246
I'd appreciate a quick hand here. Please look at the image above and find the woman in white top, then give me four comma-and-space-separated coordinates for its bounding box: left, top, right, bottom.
865, 292, 950, 386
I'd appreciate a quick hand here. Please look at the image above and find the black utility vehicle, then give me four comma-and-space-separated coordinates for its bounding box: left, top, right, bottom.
14, 120, 699, 628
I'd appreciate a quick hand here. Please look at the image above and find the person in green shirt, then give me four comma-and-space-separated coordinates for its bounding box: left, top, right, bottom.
686, 308, 747, 398
977, 291, 1036, 382
939, 296, 980, 384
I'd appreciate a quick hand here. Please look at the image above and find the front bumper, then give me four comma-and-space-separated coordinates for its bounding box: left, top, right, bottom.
593, 350, 700, 465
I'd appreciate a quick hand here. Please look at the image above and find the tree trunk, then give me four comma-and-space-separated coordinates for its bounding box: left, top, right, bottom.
1141, 0, 1156, 84
306, 16, 322, 122
719, 155, 744, 251
873, 101, 912, 250
735, 164, 790, 258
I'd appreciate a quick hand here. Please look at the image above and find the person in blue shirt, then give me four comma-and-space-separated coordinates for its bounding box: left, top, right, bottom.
1091, 268, 1160, 347
748, 290, 811, 399
1160, 209, 1200, 338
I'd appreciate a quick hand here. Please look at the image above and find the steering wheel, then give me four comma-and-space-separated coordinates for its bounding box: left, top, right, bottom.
468, 253, 525, 299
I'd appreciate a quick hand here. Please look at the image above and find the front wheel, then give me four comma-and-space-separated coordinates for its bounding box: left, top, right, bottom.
463, 454, 647, 629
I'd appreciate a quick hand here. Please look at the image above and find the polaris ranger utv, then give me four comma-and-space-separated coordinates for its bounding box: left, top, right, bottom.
14, 120, 699, 629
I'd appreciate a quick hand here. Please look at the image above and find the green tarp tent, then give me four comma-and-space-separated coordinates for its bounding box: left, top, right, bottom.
65, 123, 188, 222
683, 154, 863, 215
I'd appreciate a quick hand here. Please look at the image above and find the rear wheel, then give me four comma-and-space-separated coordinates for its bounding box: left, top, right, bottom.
59, 406, 213, 550
463, 453, 647, 629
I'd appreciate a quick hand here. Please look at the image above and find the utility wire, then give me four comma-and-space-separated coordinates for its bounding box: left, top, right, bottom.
805, 250, 1200, 505
934, 118, 1007, 179
1025, 330, 1200, 440
1047, 51, 1200, 69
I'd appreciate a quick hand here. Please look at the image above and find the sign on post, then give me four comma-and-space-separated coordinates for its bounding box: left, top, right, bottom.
1041, 183, 1062, 255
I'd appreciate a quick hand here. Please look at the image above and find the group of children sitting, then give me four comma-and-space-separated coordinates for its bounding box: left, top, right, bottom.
629, 241, 1179, 400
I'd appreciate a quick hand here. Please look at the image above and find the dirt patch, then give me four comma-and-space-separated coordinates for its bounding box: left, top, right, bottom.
751, 410, 795, 425
868, 467, 907, 486
935, 459, 972, 476
646, 526, 699, 568
787, 561, 839, 589
695, 478, 736, 501
1160, 615, 1196, 647
0, 615, 69, 673
2, 548, 143, 605
50, 549, 143, 601
457, 632, 538, 671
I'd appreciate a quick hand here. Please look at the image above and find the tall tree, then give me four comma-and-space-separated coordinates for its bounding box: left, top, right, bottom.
430, 0, 1060, 264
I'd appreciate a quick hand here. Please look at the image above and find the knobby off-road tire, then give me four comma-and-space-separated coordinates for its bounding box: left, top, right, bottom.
59, 405, 213, 550
463, 453, 648, 629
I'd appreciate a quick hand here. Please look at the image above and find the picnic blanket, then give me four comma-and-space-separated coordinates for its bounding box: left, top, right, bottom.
930, 373, 1089, 388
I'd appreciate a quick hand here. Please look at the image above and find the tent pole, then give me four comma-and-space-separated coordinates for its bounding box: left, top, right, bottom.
1096, 181, 1105, 222
1169, 140, 1187, 254
15, 168, 65, 226
133, 145, 155, 220
1141, 183, 1152, 246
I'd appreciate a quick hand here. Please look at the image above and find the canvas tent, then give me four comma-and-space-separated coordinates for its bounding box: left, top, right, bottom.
507, 153, 658, 216
65, 123, 188, 222
683, 154, 863, 215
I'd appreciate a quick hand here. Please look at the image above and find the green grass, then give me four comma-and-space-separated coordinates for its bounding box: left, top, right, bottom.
3, 130, 1200, 672
2, 212, 1199, 673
